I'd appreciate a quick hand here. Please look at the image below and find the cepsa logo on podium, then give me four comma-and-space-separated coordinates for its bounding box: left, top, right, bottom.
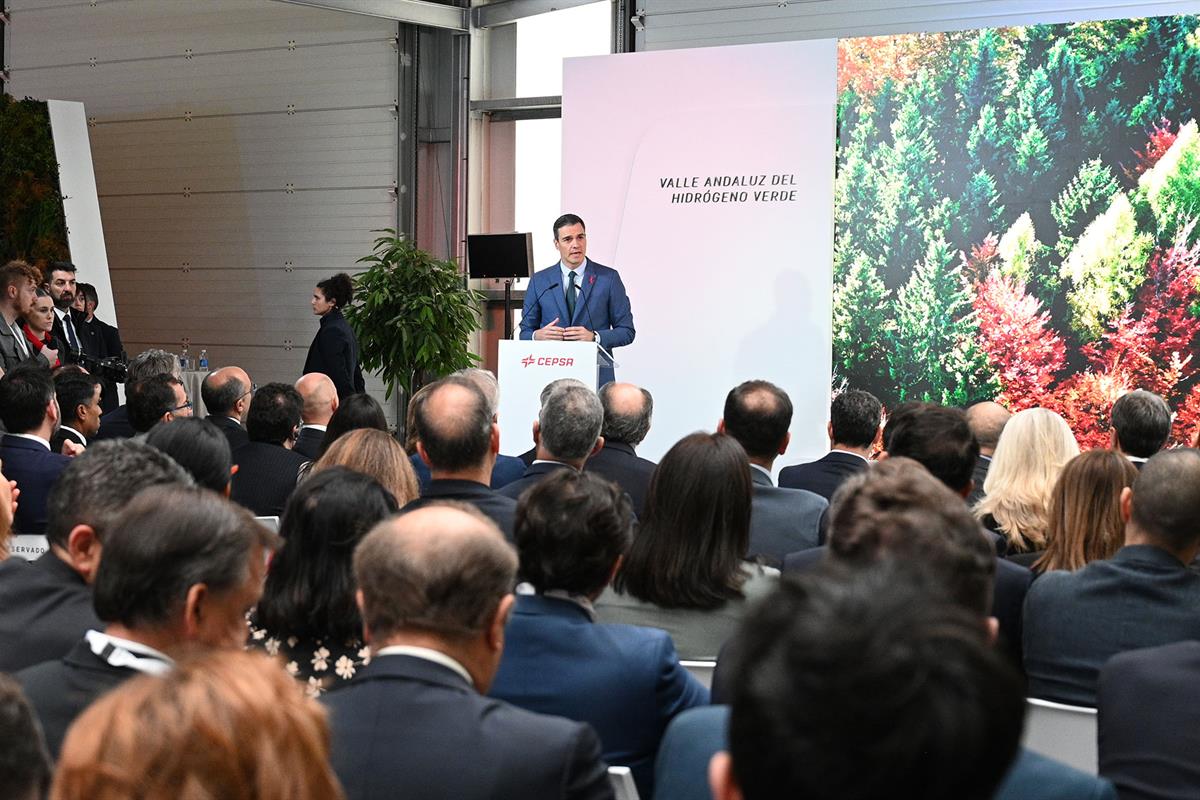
521, 355, 575, 368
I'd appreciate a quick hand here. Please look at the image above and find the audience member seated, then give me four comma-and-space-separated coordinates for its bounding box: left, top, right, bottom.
0, 260, 45, 373
1109, 389, 1171, 468
491, 470, 708, 797
127, 373, 192, 434
499, 382, 605, 500
52, 650, 345, 800
0, 364, 72, 536
974, 408, 1079, 557
51, 371, 102, 453
1024, 448, 1200, 706
293, 372, 338, 460
400, 377, 518, 539
779, 388, 881, 501
318, 392, 388, 457
22, 288, 65, 369
0, 674, 51, 800
1031, 450, 1137, 574
0, 440, 189, 672
965, 400, 1012, 506
17, 485, 277, 758
249, 468, 397, 695
231, 383, 310, 516
451, 367, 526, 489
0, 463, 16, 560
595, 432, 778, 659
144, 417, 234, 494
584, 381, 658, 515
1099, 641, 1200, 799
310, 428, 419, 508
94, 349, 179, 441
200, 366, 254, 452
515, 378, 589, 466
719, 380, 827, 563
322, 505, 611, 800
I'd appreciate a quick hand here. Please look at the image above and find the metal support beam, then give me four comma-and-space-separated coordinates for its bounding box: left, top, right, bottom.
271, 0, 468, 31
396, 23, 419, 239
611, 0, 634, 53
473, 0, 599, 29
471, 95, 562, 121
451, 31, 470, 273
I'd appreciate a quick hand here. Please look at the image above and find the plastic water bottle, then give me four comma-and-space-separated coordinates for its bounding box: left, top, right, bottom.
180, 343, 190, 371
198, 349, 209, 371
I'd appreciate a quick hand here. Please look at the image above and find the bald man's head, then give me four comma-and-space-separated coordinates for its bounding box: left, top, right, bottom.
199, 366, 253, 420
412, 377, 494, 472
295, 372, 338, 424
966, 401, 1011, 455
598, 382, 653, 446
354, 504, 517, 643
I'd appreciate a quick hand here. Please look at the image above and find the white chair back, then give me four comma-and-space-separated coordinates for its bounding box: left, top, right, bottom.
681, 660, 716, 689
1021, 697, 1098, 774
608, 766, 640, 800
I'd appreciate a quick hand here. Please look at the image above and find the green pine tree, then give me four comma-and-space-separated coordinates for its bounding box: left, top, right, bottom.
1052, 158, 1120, 257
832, 252, 892, 391
954, 169, 1005, 252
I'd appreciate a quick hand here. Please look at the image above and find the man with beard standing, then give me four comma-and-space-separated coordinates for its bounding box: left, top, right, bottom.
43, 263, 102, 362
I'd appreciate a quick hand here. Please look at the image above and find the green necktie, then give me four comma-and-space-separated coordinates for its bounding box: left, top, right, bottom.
566, 271, 578, 321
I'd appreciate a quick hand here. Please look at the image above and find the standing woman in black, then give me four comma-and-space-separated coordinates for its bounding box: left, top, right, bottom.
304, 273, 365, 400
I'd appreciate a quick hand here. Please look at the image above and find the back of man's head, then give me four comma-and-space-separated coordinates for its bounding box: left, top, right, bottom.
246, 383, 302, 445
412, 377, 493, 472
451, 368, 500, 416
0, 674, 50, 800
92, 486, 278, 638
827, 458, 994, 616
127, 349, 180, 383
294, 372, 338, 424
1128, 449, 1200, 552
54, 371, 102, 428
884, 403, 979, 494
0, 363, 54, 433
722, 380, 792, 459
830, 389, 882, 449
539, 377, 586, 407
145, 418, 233, 494
515, 470, 632, 597
45, 440, 191, 549
965, 401, 1012, 453
538, 384, 603, 461
598, 382, 653, 447
201, 367, 249, 418
1111, 390, 1171, 458
720, 564, 1024, 800
354, 505, 517, 645
127, 374, 182, 433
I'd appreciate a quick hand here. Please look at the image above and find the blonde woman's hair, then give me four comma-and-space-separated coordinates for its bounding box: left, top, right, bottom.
312, 428, 420, 506
973, 408, 1080, 552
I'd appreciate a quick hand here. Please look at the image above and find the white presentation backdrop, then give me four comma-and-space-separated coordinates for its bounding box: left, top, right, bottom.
561, 40, 836, 467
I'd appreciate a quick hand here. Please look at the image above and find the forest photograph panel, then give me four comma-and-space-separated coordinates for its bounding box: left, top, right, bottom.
833, 15, 1200, 447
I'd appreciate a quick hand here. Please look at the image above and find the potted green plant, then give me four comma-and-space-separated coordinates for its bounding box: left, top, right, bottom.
344, 230, 485, 402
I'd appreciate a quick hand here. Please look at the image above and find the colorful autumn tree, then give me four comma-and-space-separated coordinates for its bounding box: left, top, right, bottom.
973, 273, 1066, 408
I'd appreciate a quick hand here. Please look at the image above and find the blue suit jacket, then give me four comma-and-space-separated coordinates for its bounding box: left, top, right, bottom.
408, 452, 527, 492
490, 594, 708, 798
1, 434, 71, 536
518, 260, 635, 386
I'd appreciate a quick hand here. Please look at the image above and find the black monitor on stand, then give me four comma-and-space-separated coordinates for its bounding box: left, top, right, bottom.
467, 233, 534, 339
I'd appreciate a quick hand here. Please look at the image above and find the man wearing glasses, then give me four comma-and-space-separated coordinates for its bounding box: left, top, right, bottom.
200, 367, 255, 452
127, 375, 193, 435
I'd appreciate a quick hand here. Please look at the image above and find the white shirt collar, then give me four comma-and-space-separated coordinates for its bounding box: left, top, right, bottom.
300, 423, 328, 432
373, 645, 473, 686
1126, 454, 1149, 464
60, 425, 87, 447
225, 416, 243, 427
85, 629, 173, 675
750, 463, 774, 482
559, 258, 589, 287
7, 433, 50, 450
53, 307, 69, 321
829, 448, 869, 463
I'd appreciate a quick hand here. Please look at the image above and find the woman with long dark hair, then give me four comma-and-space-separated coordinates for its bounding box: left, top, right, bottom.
318, 393, 389, 457
304, 272, 364, 401
248, 467, 398, 695
595, 432, 778, 659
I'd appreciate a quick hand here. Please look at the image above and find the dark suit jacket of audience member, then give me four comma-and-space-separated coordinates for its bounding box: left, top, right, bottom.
230, 442, 310, 517
402, 479, 518, 542
1023, 544, 1200, 707
498, 461, 576, 501
519, 446, 536, 467
322, 654, 613, 800
0, 553, 102, 673
777, 450, 869, 502
292, 426, 325, 460
1099, 640, 1200, 800
51, 307, 102, 360
16, 638, 139, 759
583, 441, 656, 516
206, 414, 249, 453
408, 452, 528, 494
1, 434, 71, 536
50, 426, 86, 455
967, 454, 992, 507
779, 546, 1032, 671
93, 404, 134, 441
652, 706, 1116, 800
746, 468, 827, 567
490, 594, 708, 798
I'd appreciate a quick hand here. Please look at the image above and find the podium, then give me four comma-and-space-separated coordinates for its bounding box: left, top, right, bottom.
497, 340, 616, 456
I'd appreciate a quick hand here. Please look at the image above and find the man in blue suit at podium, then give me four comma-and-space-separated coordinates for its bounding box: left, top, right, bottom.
519, 214, 635, 387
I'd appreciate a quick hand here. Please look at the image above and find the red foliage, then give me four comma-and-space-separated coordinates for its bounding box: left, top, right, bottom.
837, 33, 953, 95
1043, 371, 1125, 450
973, 273, 1066, 409
1123, 118, 1178, 181
959, 234, 1000, 284
1171, 384, 1200, 447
